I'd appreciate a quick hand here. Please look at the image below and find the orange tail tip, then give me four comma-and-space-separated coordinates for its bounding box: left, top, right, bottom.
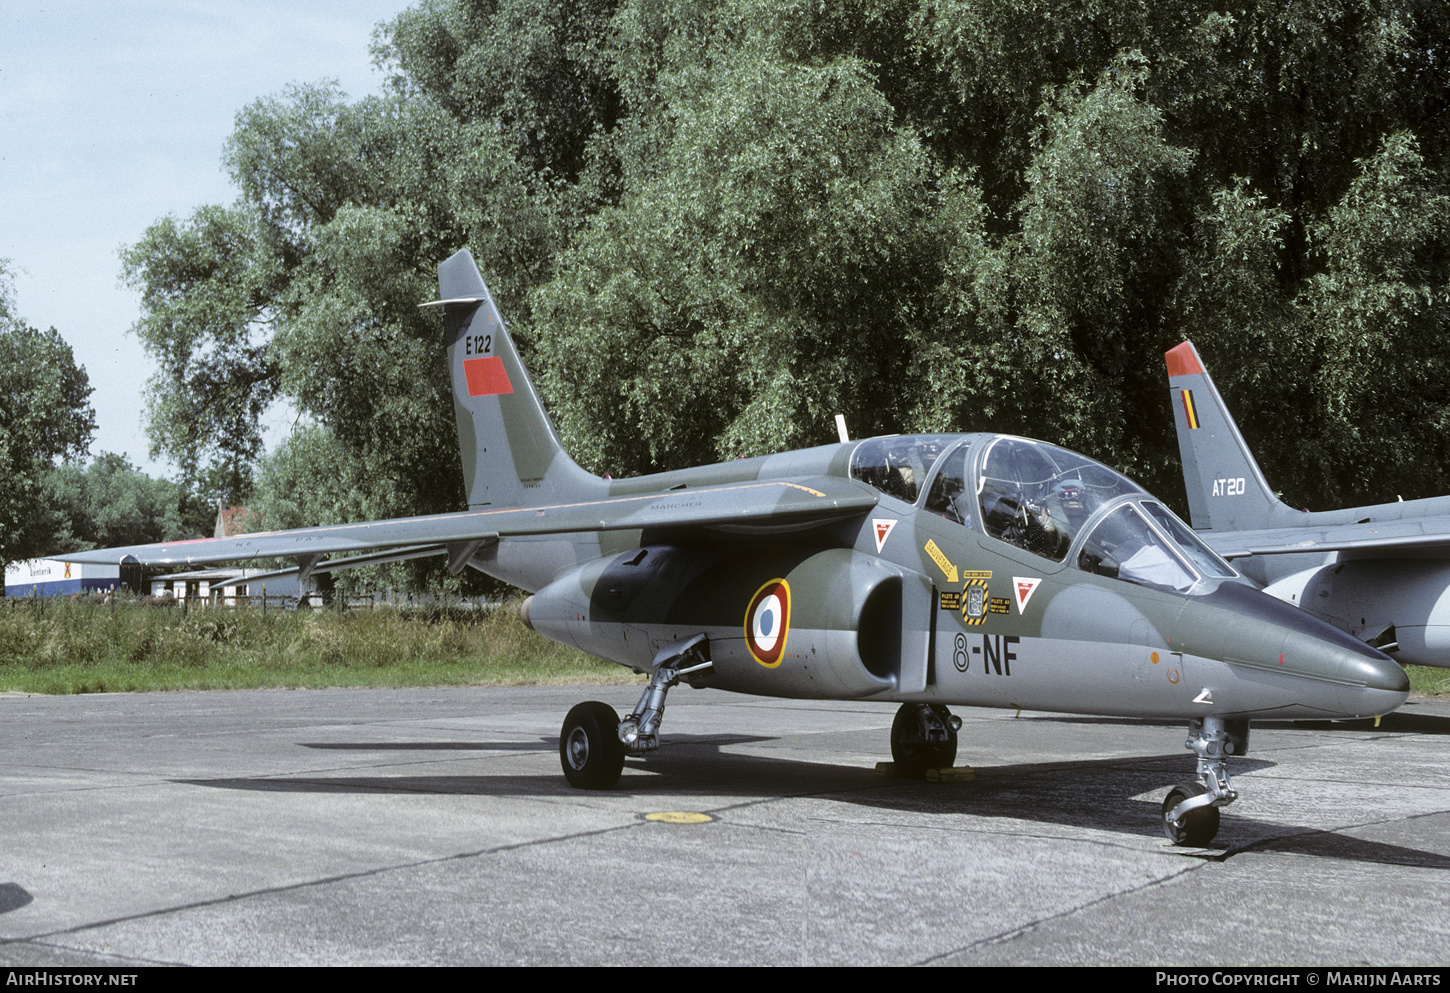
1165, 341, 1204, 379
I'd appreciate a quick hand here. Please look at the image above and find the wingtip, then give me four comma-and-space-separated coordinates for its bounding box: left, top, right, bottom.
1165, 341, 1204, 379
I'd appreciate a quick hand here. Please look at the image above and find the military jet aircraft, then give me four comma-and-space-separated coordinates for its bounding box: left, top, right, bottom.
60, 253, 1408, 847
1168, 340, 1450, 669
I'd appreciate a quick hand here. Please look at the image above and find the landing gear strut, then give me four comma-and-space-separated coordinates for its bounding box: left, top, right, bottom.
558, 635, 713, 789
1162, 716, 1247, 846
890, 703, 961, 776
617, 634, 713, 754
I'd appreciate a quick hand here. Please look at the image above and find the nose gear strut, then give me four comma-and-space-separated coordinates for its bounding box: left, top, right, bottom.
1162, 716, 1247, 847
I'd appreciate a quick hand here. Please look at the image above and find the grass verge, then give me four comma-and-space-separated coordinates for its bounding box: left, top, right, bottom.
1409, 665, 1450, 699
0, 597, 641, 694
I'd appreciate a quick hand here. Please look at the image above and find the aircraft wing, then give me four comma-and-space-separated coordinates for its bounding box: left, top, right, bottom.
1202, 519, 1450, 559
56, 477, 878, 569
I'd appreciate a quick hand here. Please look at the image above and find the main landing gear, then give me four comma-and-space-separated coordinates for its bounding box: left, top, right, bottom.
1161, 716, 1247, 847
558, 635, 714, 789
890, 703, 961, 776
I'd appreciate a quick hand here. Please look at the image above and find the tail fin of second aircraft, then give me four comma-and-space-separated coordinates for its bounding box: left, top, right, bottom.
1165, 341, 1285, 531
432, 249, 601, 509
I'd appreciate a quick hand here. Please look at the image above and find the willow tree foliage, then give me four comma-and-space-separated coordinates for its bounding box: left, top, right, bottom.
124, 0, 1450, 555
19, 453, 187, 557
0, 263, 97, 567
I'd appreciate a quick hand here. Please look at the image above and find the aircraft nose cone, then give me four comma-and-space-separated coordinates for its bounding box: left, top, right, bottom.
1274, 622, 1409, 716
1196, 582, 1408, 718
1338, 640, 1409, 714
1342, 646, 1411, 692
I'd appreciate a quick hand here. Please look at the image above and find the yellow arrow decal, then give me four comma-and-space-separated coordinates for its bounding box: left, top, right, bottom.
924, 539, 958, 584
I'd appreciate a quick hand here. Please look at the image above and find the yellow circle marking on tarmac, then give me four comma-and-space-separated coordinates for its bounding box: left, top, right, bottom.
644, 811, 714, 824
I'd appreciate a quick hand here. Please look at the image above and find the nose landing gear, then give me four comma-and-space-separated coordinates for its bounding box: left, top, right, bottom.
889, 703, 961, 777
1162, 716, 1247, 846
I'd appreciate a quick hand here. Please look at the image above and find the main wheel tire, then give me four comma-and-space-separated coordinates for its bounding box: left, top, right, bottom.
1161, 780, 1220, 846
560, 701, 625, 789
890, 703, 958, 777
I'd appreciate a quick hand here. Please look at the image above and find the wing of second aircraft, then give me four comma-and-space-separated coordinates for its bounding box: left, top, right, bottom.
1202, 519, 1450, 559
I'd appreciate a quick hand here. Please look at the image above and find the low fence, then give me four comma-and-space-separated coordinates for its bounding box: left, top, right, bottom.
1, 590, 498, 613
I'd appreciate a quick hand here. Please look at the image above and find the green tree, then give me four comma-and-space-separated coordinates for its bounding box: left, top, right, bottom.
118, 205, 277, 503
0, 262, 97, 567
532, 45, 941, 473
122, 78, 570, 526
1304, 133, 1450, 505
120, 0, 1450, 550
20, 453, 187, 556
913, 54, 1196, 487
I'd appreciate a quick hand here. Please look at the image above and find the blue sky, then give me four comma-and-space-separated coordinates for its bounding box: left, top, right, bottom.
2, 1, 410, 478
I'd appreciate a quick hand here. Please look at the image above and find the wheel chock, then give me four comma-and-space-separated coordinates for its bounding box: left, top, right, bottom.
875, 761, 975, 782
926, 765, 975, 783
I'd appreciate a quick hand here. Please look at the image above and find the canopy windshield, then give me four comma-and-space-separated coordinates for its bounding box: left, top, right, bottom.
856, 433, 1238, 593
976, 437, 1145, 561
850, 435, 958, 504
1077, 504, 1201, 592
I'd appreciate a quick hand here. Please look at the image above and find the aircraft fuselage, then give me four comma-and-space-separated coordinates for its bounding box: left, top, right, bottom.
511, 434, 1406, 723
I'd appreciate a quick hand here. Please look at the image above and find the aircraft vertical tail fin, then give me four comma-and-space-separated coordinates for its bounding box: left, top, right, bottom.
1165, 341, 1285, 531
432, 249, 601, 509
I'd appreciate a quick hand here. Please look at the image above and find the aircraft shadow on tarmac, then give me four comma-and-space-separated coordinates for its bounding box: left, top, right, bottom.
175, 732, 1450, 868
299, 741, 547, 752
836, 754, 1450, 868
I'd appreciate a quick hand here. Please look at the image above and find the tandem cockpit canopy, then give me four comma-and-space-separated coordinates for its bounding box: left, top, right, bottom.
847, 434, 958, 504
850, 433, 1240, 594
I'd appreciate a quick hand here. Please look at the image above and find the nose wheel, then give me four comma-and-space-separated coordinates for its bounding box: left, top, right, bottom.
1161, 716, 1246, 847
1161, 781, 1220, 846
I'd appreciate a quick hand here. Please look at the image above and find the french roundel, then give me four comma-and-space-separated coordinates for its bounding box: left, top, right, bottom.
745, 579, 791, 668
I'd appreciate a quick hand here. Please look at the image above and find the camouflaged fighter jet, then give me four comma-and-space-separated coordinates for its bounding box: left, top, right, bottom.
60, 253, 1408, 847
1169, 341, 1450, 669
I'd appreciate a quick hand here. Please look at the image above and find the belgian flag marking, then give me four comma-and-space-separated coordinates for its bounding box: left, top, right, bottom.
1180, 389, 1199, 430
